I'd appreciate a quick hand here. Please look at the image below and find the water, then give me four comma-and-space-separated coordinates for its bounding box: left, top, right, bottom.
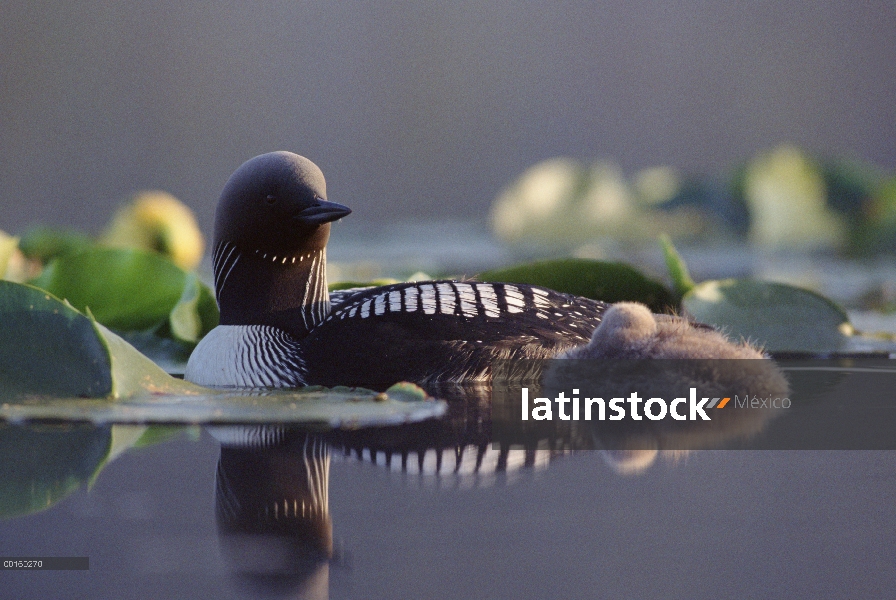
1, 417, 894, 599
3, 336, 896, 598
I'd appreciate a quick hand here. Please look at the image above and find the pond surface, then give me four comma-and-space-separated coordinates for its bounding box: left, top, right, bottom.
2, 418, 894, 599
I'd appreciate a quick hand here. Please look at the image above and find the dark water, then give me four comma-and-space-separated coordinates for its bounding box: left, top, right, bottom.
1, 424, 894, 599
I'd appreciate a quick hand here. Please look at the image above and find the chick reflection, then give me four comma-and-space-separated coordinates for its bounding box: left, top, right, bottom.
212, 427, 331, 600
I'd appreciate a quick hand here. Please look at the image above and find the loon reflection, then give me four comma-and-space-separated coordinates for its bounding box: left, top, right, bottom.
214, 430, 332, 600
210, 367, 789, 597
328, 383, 571, 488
210, 385, 586, 599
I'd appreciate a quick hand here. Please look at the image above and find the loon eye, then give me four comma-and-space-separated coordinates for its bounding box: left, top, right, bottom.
265, 194, 276, 205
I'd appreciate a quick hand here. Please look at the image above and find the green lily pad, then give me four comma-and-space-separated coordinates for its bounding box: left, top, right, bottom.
0, 280, 203, 398
478, 258, 677, 312
31, 247, 189, 331
29, 248, 219, 357
17, 226, 93, 264
0, 387, 446, 428
112, 330, 194, 374
1, 281, 113, 397
682, 279, 850, 353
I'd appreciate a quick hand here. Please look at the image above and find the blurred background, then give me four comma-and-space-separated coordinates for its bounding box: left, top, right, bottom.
2, 1, 893, 235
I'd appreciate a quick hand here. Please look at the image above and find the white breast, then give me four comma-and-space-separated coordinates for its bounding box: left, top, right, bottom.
185, 325, 306, 388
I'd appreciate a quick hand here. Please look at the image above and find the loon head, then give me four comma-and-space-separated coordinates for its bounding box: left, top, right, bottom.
215, 151, 350, 257
213, 152, 351, 338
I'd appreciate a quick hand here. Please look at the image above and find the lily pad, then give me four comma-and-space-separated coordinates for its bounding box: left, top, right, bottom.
0, 280, 203, 398
478, 258, 677, 312
112, 330, 194, 374
682, 279, 850, 353
32, 247, 190, 331
0, 387, 446, 428
17, 226, 93, 264
29, 247, 219, 351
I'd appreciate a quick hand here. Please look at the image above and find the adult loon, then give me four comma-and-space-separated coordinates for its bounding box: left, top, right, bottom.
185, 151, 609, 388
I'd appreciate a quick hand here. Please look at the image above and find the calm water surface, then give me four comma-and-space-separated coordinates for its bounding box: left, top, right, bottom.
1, 423, 893, 599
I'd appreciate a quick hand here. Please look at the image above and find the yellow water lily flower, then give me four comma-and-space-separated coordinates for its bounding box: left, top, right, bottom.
101, 191, 205, 270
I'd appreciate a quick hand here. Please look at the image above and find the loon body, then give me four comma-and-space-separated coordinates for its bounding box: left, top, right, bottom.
304, 280, 605, 387
186, 151, 608, 388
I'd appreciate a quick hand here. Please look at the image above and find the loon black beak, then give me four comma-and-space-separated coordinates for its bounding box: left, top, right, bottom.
294, 199, 352, 226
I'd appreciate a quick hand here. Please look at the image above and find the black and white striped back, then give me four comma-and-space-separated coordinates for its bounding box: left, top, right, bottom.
301, 280, 608, 387
326, 281, 599, 329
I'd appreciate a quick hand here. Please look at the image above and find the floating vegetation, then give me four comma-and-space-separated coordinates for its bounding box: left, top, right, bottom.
478, 258, 676, 313
0, 386, 445, 428
492, 144, 895, 256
